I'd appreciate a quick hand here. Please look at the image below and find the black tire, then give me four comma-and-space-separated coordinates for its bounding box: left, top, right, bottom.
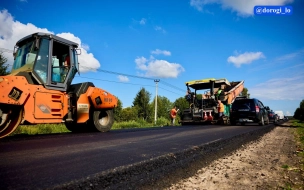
65, 122, 94, 133
266, 117, 270, 125
93, 109, 114, 132
259, 116, 265, 126
0, 106, 23, 138
65, 122, 77, 132
231, 120, 236, 126
241, 122, 245, 126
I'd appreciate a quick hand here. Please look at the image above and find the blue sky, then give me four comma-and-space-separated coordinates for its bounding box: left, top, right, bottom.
0, 0, 303, 116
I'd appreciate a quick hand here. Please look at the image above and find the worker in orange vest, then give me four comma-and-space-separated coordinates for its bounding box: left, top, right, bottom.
217, 100, 224, 117
170, 106, 179, 126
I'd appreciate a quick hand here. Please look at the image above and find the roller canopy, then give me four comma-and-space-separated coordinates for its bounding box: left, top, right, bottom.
185, 78, 231, 90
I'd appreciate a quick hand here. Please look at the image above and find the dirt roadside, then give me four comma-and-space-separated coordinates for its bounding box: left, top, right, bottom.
166, 121, 304, 190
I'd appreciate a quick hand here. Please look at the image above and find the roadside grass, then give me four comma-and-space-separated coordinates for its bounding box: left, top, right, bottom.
10, 117, 174, 136
281, 184, 293, 190
112, 117, 173, 130
292, 120, 304, 147
281, 119, 304, 189
292, 120, 304, 170
11, 123, 70, 136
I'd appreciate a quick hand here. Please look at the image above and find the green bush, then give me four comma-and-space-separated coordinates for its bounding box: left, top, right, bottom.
155, 117, 170, 126
112, 120, 142, 129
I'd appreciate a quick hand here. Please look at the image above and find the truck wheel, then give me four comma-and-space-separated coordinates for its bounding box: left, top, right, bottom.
0, 106, 23, 138
266, 117, 270, 125
93, 109, 114, 132
225, 118, 230, 125
65, 123, 77, 132
259, 116, 265, 126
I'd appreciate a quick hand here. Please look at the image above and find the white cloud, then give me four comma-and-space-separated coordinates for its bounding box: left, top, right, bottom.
131, 18, 147, 26
250, 72, 304, 101
135, 56, 148, 70
275, 48, 304, 62
248, 49, 304, 72
154, 26, 166, 34
117, 75, 129, 82
0, 9, 100, 73
151, 49, 171, 56
190, 0, 218, 11
190, 0, 293, 16
227, 51, 265, 67
140, 18, 146, 25
135, 55, 184, 78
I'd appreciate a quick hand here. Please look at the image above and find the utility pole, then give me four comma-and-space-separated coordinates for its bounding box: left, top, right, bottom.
154, 79, 160, 125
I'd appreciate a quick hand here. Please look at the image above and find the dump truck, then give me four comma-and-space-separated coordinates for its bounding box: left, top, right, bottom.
0, 32, 117, 138
179, 78, 244, 125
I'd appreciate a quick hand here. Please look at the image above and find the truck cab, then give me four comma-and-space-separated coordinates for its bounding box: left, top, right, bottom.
11, 32, 80, 92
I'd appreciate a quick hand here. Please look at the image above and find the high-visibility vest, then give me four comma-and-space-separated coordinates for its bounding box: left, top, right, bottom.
216, 89, 222, 97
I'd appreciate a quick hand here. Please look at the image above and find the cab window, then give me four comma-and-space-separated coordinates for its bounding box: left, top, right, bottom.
72, 49, 79, 72
33, 38, 49, 83
51, 41, 70, 83
13, 40, 37, 71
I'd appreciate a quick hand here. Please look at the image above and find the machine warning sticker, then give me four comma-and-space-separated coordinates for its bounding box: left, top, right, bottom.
37, 104, 51, 114
77, 104, 89, 113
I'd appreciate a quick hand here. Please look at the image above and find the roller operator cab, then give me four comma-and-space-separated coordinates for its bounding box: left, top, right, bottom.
0, 32, 118, 138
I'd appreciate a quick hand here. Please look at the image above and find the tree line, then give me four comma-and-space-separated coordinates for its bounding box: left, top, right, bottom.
294, 100, 304, 121
113, 87, 189, 123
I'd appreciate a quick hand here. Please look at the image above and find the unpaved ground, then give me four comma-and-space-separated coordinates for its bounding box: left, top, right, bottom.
166, 122, 304, 190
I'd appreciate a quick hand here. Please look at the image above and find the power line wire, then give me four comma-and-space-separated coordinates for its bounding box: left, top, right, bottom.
80, 65, 186, 93
76, 76, 155, 87
81, 66, 156, 81
160, 81, 185, 92
76, 76, 184, 96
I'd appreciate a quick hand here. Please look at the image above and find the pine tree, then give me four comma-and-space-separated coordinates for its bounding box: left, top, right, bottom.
0, 52, 10, 75
133, 87, 151, 121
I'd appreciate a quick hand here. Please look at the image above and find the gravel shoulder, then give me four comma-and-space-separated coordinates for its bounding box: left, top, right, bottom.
167, 122, 304, 190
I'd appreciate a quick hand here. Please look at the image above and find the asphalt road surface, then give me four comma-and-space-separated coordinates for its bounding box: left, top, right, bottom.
0, 124, 270, 189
